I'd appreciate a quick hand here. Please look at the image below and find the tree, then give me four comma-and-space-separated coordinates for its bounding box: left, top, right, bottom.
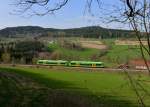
11, 41, 44, 64
13, 0, 102, 16
115, 0, 150, 73
119, 1, 150, 106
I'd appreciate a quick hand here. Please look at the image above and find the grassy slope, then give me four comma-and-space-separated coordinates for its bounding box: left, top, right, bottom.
0, 68, 96, 107
48, 39, 149, 67
0, 67, 150, 106
101, 45, 143, 67
48, 43, 100, 61
101, 39, 150, 67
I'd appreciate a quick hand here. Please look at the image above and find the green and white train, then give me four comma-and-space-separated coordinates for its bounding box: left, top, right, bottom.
37, 60, 104, 68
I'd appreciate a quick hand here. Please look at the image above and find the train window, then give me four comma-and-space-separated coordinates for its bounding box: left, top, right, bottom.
80, 63, 91, 66
38, 62, 43, 64
71, 63, 76, 65
80, 63, 86, 65
46, 62, 57, 64
60, 62, 66, 64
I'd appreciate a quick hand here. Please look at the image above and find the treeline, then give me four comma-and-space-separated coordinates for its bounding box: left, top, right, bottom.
0, 41, 46, 64
0, 26, 137, 39
62, 26, 136, 38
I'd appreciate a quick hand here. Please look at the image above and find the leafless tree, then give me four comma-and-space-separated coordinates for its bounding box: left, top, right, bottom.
103, 1, 150, 106
12, 0, 101, 16
121, 0, 150, 73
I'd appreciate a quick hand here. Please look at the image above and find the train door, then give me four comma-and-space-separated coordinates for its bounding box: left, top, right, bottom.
92, 64, 96, 67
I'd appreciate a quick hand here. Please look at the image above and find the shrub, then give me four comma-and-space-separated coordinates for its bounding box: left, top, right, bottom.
59, 40, 84, 51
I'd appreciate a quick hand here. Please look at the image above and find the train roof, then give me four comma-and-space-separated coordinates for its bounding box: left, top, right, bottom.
38, 60, 68, 62
70, 61, 103, 64
37, 60, 104, 64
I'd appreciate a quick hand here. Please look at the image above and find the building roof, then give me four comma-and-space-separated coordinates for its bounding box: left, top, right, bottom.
129, 59, 150, 66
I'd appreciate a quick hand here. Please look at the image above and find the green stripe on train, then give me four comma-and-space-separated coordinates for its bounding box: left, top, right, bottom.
69, 61, 104, 68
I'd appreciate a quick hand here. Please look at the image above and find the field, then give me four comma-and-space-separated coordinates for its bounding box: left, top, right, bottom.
48, 42, 101, 61
80, 40, 107, 49
0, 66, 150, 107
47, 39, 149, 67
101, 40, 149, 67
101, 45, 144, 67
115, 40, 148, 45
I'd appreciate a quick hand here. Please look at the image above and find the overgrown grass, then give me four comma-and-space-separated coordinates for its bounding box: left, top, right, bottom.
0, 67, 150, 106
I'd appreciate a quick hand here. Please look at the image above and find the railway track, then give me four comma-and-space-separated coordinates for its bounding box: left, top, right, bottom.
0, 64, 148, 73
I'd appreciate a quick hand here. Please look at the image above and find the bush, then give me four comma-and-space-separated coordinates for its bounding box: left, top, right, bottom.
59, 40, 84, 51
2, 53, 11, 63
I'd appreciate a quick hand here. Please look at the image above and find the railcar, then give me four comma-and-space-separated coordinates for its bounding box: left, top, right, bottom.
37, 60, 68, 66
69, 61, 104, 68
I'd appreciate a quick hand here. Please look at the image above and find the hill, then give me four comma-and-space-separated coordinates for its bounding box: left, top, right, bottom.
0, 26, 135, 39
0, 26, 58, 38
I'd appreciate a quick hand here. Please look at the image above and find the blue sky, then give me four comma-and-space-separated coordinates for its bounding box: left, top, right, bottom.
0, 0, 127, 29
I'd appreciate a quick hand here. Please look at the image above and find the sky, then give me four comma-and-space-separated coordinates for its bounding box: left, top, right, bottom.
0, 0, 128, 29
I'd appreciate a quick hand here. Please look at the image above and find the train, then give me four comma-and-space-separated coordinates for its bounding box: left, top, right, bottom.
37, 60, 104, 68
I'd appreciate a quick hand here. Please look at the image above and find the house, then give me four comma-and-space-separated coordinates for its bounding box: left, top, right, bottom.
129, 59, 150, 70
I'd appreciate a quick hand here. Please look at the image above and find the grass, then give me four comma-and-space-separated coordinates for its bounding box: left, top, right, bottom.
101, 45, 142, 67
0, 67, 150, 106
101, 39, 150, 67
48, 43, 100, 61
101, 45, 150, 67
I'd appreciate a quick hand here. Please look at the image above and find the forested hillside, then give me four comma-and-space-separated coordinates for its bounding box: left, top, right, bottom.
0, 26, 135, 39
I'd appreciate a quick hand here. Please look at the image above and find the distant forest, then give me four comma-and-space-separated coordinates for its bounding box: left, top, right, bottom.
0, 26, 138, 39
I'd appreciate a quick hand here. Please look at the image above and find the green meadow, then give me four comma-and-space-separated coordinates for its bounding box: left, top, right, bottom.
0, 67, 150, 107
